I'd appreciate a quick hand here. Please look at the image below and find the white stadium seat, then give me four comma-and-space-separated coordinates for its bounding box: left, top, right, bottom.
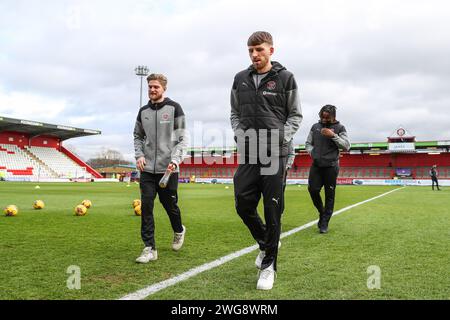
0, 144, 91, 180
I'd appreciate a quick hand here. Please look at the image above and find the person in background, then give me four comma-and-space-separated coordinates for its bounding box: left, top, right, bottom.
305, 104, 350, 234
429, 165, 440, 191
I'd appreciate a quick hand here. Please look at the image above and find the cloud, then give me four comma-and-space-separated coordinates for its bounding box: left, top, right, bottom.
1, 0, 449, 161
0, 87, 67, 121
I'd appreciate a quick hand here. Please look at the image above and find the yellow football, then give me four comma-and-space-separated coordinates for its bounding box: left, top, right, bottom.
134, 204, 142, 216
81, 200, 92, 208
33, 200, 45, 209
4, 205, 18, 216
74, 204, 88, 216
132, 199, 141, 208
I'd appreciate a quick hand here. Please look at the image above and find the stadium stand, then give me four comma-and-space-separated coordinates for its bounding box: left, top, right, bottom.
25, 146, 88, 178
0, 143, 54, 180
179, 152, 450, 180
2, 118, 448, 184
0, 116, 102, 181
178, 127, 450, 182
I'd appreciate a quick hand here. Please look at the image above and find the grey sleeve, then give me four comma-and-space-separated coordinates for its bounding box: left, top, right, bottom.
171, 114, 189, 167
332, 128, 351, 151
283, 75, 303, 142
133, 117, 145, 160
230, 79, 240, 133
286, 140, 295, 168
305, 129, 314, 155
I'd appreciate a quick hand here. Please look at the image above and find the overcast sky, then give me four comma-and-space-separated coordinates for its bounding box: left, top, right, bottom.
1, 0, 449, 161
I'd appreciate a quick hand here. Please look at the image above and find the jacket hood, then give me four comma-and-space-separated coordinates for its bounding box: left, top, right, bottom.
247, 61, 286, 74
147, 97, 173, 110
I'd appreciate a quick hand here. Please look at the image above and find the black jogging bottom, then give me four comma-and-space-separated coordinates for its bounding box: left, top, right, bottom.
140, 171, 183, 249
308, 165, 339, 223
233, 157, 287, 271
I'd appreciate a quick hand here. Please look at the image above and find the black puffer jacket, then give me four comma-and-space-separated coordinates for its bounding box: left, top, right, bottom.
230, 61, 302, 159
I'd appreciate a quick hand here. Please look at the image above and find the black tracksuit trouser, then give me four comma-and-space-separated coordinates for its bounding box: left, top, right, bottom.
233, 157, 287, 271
308, 165, 339, 222
140, 171, 183, 249
431, 177, 440, 190
281, 169, 288, 215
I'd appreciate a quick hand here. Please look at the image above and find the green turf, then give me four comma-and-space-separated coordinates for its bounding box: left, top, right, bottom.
0, 182, 448, 300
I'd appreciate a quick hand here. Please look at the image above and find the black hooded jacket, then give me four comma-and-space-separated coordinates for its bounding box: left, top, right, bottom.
230, 61, 302, 159
305, 121, 351, 167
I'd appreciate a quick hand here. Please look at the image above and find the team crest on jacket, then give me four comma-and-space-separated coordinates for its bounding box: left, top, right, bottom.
162, 113, 170, 121
267, 81, 276, 90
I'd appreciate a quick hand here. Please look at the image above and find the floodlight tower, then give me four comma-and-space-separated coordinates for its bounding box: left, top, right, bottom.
135, 65, 149, 108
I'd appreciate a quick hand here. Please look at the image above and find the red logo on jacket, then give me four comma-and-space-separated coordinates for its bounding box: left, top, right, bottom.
267, 81, 276, 90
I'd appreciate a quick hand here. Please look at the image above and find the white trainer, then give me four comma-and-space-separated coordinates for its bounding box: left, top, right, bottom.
172, 225, 186, 251
257, 263, 276, 290
135, 247, 158, 263
255, 241, 281, 269
255, 250, 265, 269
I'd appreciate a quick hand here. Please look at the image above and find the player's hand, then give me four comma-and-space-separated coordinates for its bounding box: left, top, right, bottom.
167, 162, 177, 171
136, 157, 146, 172
321, 128, 336, 138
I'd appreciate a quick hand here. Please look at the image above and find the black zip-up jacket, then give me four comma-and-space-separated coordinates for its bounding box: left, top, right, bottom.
230, 61, 302, 159
305, 121, 350, 167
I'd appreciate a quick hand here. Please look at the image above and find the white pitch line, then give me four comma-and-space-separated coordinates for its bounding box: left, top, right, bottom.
281, 186, 405, 238
119, 186, 405, 300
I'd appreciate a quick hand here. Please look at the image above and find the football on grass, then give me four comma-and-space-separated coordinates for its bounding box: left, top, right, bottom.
74, 205, 88, 216
132, 199, 141, 208
33, 200, 45, 209
134, 205, 141, 216
4, 205, 18, 216
81, 200, 92, 209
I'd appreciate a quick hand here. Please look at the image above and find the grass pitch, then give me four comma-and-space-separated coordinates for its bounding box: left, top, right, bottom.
0, 182, 448, 300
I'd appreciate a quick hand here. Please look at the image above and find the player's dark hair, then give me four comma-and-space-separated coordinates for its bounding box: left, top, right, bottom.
319, 104, 337, 118
247, 31, 273, 46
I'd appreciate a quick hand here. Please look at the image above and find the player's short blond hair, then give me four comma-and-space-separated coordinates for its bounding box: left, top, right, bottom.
147, 73, 167, 90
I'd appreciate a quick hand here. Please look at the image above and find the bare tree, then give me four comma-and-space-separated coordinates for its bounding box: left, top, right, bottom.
87, 148, 133, 168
